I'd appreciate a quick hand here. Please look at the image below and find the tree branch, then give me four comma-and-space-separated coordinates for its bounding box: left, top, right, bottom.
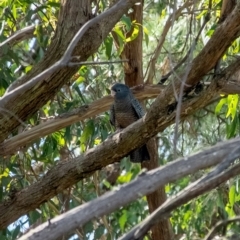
205, 216, 240, 240
1, 57, 240, 158
145, 0, 193, 84
0, 61, 238, 229
0, 25, 35, 57
2, 54, 240, 158
120, 156, 240, 240
0, 0, 140, 142
18, 137, 240, 240
1, 2, 240, 230
0, 85, 163, 157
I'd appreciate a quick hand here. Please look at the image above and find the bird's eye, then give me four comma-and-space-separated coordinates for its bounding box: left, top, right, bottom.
117, 89, 120, 92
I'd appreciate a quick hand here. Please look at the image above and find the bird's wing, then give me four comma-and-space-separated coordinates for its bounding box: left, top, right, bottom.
131, 96, 145, 118
110, 104, 115, 126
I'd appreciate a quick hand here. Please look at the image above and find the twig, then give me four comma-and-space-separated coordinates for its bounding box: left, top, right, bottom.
68, 59, 128, 67
0, 25, 35, 49
204, 216, 240, 240
145, 0, 193, 84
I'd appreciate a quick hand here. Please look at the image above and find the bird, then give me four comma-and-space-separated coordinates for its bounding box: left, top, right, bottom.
110, 83, 150, 163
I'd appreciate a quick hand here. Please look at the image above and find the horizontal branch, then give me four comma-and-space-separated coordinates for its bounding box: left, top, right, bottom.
18, 137, 240, 240
0, 85, 163, 157
0, 63, 237, 229
68, 59, 129, 67
2, 57, 240, 158
2, 4, 240, 228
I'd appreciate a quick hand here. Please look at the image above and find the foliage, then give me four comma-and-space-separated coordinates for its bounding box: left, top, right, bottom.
1, 0, 240, 239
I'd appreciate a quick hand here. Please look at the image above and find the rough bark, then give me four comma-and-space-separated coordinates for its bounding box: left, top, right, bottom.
1, 73, 240, 157
142, 138, 174, 240
1, 0, 240, 232
18, 137, 240, 240
121, 1, 144, 86
0, 0, 139, 142
0, 56, 239, 229
122, 1, 173, 239
182, 2, 240, 90
0, 85, 164, 157
219, 0, 236, 23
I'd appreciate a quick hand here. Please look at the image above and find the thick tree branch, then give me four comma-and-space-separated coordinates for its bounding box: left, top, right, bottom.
0, 61, 238, 229
0, 0, 140, 142
184, 2, 240, 88
120, 157, 240, 240
144, 3, 240, 130
1, 58, 240, 158
0, 0, 239, 147
1, 3, 240, 230
18, 137, 240, 240
0, 85, 163, 157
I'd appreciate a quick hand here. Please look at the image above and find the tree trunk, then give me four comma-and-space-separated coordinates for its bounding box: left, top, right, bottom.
122, 1, 173, 239
142, 138, 174, 240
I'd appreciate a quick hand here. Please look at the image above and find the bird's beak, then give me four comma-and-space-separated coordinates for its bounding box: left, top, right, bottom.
111, 90, 116, 97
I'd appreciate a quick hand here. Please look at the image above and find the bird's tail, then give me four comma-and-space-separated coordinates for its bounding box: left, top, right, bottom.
129, 144, 150, 163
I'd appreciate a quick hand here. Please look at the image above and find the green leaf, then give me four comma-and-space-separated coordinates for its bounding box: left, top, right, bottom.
121, 15, 131, 32
226, 115, 238, 139
113, 26, 125, 41
0, 168, 10, 179
29, 210, 41, 225
196, 10, 207, 20
229, 185, 236, 207
80, 120, 95, 152
112, 26, 126, 54
104, 35, 113, 59
226, 94, 239, 120
119, 210, 128, 231
11, 225, 20, 240
215, 97, 227, 114
118, 172, 133, 184
143, 26, 149, 47
102, 179, 111, 189
52, 132, 65, 147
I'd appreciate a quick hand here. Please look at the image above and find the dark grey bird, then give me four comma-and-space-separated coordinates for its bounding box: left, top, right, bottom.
110, 83, 150, 163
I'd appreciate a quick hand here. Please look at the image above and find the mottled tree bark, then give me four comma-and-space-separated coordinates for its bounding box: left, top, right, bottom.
121, 1, 144, 87
122, 1, 173, 239
0, 0, 140, 142
219, 0, 236, 23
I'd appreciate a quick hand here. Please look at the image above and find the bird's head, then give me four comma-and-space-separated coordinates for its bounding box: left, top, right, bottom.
111, 83, 130, 100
